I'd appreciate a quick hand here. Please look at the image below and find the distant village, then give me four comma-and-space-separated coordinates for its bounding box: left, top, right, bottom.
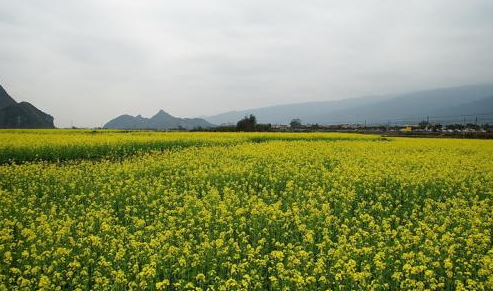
202, 115, 493, 139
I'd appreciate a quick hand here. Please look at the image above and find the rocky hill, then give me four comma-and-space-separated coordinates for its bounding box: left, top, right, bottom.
104, 110, 214, 130
0, 84, 55, 129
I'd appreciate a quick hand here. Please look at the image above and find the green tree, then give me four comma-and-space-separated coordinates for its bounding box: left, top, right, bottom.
236, 114, 257, 131
290, 118, 302, 128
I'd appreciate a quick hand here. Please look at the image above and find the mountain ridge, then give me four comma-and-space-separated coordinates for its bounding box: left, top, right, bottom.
204, 84, 493, 125
0, 84, 55, 129
104, 110, 215, 130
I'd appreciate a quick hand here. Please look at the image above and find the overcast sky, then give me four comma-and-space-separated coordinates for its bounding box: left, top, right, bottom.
1, 0, 493, 127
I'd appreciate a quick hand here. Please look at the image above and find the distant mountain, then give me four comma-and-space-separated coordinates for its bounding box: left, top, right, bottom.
0, 85, 17, 110
104, 110, 215, 130
0, 84, 55, 129
204, 84, 493, 125
204, 94, 392, 125
432, 95, 493, 116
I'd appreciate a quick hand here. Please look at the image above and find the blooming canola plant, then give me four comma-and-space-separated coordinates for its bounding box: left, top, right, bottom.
0, 130, 492, 290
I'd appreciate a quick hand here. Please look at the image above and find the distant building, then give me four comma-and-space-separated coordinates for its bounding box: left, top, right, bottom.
400, 126, 413, 132
271, 124, 290, 130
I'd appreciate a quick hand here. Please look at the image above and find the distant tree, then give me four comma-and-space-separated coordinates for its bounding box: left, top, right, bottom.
214, 126, 237, 132
191, 126, 204, 132
290, 118, 302, 128
431, 123, 442, 132
446, 123, 465, 131
255, 123, 272, 132
466, 123, 481, 130
418, 120, 430, 129
236, 114, 257, 131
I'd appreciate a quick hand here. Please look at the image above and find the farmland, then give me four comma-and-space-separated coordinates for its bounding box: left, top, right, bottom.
0, 130, 492, 290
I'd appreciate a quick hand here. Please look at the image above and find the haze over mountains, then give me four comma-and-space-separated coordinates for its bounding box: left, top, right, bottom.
0, 84, 55, 129
104, 110, 214, 130
204, 84, 493, 125
1, 82, 493, 129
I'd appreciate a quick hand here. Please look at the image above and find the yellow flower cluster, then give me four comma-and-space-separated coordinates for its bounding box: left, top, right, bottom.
0, 131, 492, 290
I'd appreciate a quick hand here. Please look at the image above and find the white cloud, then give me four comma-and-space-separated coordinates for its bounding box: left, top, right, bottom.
1, 0, 492, 127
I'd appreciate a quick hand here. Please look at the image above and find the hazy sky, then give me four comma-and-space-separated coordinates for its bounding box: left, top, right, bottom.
1, 0, 493, 127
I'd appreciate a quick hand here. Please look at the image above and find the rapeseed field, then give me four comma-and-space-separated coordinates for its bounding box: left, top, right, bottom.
0, 130, 492, 290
